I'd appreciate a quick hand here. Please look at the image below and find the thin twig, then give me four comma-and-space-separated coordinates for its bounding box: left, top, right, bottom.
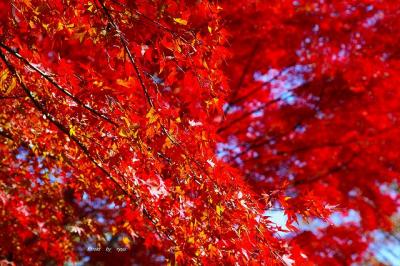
0, 50, 175, 246
0, 42, 118, 126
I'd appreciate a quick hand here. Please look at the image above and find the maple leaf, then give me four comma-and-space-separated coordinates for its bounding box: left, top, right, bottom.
0, 0, 399, 265
67, 225, 85, 236
173, 18, 188, 25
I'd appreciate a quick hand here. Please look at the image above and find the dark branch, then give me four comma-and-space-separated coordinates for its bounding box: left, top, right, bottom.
0, 49, 175, 245
0, 42, 118, 127
96, 0, 154, 108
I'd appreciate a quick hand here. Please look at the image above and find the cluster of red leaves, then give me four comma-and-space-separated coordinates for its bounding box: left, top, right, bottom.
0, 0, 399, 265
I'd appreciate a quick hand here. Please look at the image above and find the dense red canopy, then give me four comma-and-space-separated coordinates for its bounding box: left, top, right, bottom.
0, 0, 399, 265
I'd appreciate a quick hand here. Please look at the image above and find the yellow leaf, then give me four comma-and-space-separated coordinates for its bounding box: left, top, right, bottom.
116, 77, 135, 88
199, 231, 206, 239
175, 250, 183, 261
0, 69, 9, 83
78, 174, 85, 183
203, 59, 209, 69
163, 137, 173, 150
208, 26, 212, 33
205, 97, 219, 108
79, 33, 86, 43
216, 204, 225, 216
123, 221, 130, 228
117, 48, 125, 60
29, 20, 36, 29
173, 18, 188, 25
131, 129, 138, 139
112, 142, 118, 151
22, 0, 32, 8
122, 236, 130, 246
5, 77, 16, 95
116, 79, 128, 87
93, 80, 103, 87
118, 128, 129, 138
201, 212, 207, 221
56, 22, 63, 31
146, 107, 159, 124
146, 126, 156, 139
69, 126, 76, 137
187, 237, 195, 244
87, 2, 95, 12
121, 116, 130, 127
111, 226, 117, 234
208, 243, 217, 254
176, 44, 182, 53
175, 186, 184, 195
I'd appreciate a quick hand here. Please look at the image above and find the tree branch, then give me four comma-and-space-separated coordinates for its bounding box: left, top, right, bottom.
0, 49, 175, 246
96, 0, 154, 107
0, 42, 118, 127
224, 42, 260, 115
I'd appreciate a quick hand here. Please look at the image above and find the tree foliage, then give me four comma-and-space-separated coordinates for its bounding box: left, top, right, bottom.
0, 0, 399, 265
